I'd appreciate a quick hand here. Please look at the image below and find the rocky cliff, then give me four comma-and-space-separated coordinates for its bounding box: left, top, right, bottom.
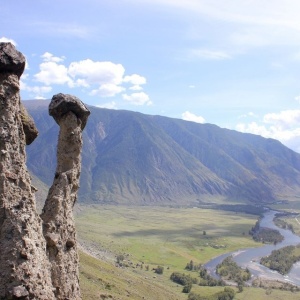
0, 43, 90, 299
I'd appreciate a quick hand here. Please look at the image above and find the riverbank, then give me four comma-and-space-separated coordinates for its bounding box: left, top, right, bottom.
205, 210, 300, 286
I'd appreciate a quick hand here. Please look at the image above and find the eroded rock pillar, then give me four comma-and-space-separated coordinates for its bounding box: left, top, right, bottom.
0, 43, 55, 299
41, 93, 90, 300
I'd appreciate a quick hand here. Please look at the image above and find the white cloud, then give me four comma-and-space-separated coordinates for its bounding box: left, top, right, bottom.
236, 122, 271, 138
19, 80, 27, 91
69, 60, 125, 86
182, 111, 205, 123
90, 84, 125, 97
74, 78, 90, 88
34, 55, 128, 93
27, 52, 150, 104
263, 110, 300, 130
34, 61, 73, 86
123, 74, 146, 85
68, 59, 127, 97
0, 37, 17, 46
27, 85, 52, 95
129, 85, 143, 91
41, 52, 65, 63
21, 74, 29, 80
96, 101, 117, 109
122, 92, 152, 106
21, 80, 52, 99
123, 74, 146, 91
236, 109, 300, 152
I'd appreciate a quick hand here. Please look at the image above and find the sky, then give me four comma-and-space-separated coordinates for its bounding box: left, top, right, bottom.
2, 0, 300, 152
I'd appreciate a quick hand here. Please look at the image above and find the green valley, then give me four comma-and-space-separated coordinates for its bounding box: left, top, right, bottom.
76, 205, 300, 299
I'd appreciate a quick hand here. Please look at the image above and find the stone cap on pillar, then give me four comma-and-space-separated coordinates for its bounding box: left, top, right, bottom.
0, 42, 26, 78
49, 93, 90, 129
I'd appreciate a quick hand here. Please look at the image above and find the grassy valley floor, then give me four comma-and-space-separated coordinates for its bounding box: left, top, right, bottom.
76, 205, 300, 299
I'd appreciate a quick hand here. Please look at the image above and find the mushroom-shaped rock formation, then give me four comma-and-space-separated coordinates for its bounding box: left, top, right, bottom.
0, 42, 55, 299
41, 93, 90, 300
49, 93, 90, 130
0, 42, 26, 78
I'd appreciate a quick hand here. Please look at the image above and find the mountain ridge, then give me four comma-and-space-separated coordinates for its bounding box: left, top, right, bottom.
24, 100, 300, 206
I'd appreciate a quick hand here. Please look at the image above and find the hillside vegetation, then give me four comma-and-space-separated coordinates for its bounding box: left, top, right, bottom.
25, 100, 300, 206
75, 205, 260, 267
76, 205, 300, 300
79, 251, 186, 300
76, 205, 257, 299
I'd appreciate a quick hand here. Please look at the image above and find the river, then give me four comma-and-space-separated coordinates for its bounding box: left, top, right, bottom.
204, 210, 300, 285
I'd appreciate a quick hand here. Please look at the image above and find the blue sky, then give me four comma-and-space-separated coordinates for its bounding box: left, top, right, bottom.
2, 0, 300, 152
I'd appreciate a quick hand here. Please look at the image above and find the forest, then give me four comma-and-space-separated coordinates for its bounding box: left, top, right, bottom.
249, 220, 284, 244
260, 244, 300, 275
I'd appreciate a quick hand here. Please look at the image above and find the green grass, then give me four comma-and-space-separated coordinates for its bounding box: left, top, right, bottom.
76, 205, 300, 299
235, 287, 300, 300
269, 197, 300, 212
79, 250, 186, 300
76, 205, 260, 269
276, 215, 300, 236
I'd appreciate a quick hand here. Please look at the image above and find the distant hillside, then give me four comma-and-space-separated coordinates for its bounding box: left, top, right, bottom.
24, 100, 300, 205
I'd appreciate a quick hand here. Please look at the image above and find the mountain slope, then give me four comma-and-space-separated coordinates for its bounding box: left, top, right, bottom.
24, 100, 300, 205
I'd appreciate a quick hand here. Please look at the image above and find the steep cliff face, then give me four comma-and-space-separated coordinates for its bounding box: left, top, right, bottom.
0, 43, 55, 299
41, 94, 90, 299
0, 43, 90, 299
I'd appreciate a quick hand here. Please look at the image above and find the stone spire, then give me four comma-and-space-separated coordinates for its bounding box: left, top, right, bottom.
41, 93, 90, 299
0, 42, 55, 299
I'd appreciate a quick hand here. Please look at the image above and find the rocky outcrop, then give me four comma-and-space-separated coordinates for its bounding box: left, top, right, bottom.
0, 43, 25, 78
0, 43, 90, 299
41, 94, 90, 299
20, 102, 39, 145
0, 43, 55, 299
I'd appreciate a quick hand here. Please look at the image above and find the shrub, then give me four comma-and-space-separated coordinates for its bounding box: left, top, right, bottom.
155, 266, 164, 274
170, 272, 193, 286
182, 282, 192, 293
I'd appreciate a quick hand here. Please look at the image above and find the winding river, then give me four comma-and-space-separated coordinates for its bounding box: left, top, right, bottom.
204, 210, 300, 285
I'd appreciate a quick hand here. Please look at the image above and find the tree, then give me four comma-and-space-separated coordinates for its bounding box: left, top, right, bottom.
185, 260, 194, 271
182, 282, 192, 293
155, 266, 164, 274
215, 287, 235, 300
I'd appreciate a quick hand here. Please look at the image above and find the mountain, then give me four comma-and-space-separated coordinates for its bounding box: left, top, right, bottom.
24, 100, 300, 206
